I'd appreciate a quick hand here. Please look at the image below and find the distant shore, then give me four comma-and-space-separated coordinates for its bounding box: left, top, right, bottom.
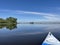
17, 22, 60, 24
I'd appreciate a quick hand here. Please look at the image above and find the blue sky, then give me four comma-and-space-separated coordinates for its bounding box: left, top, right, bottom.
0, 0, 60, 22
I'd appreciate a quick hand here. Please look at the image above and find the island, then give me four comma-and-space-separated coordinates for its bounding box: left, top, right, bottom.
0, 17, 17, 30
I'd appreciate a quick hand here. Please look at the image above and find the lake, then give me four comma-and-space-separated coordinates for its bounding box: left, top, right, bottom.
0, 24, 60, 45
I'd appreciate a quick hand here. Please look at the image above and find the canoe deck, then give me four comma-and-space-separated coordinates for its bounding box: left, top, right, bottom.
42, 32, 60, 45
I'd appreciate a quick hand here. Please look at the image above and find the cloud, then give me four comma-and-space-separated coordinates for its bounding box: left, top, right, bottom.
16, 10, 60, 21
0, 9, 60, 21
16, 10, 55, 16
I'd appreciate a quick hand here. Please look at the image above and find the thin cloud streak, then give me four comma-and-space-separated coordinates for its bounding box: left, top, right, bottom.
16, 10, 60, 21
0, 9, 60, 21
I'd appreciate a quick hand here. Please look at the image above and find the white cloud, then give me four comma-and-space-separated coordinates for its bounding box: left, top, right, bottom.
0, 9, 60, 21
16, 10, 60, 21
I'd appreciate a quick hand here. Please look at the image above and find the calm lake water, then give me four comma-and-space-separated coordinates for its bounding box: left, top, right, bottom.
0, 24, 60, 45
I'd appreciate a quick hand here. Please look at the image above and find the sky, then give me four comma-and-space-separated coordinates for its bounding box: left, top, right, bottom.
0, 0, 60, 22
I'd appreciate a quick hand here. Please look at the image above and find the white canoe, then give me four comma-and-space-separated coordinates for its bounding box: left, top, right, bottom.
42, 32, 60, 45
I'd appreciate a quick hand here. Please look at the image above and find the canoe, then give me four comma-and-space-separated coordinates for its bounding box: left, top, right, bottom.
42, 32, 60, 45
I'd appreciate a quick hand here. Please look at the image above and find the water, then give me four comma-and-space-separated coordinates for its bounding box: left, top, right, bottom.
0, 24, 60, 45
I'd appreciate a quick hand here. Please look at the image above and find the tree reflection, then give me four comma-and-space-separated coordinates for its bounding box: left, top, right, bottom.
0, 23, 17, 30
0, 17, 17, 30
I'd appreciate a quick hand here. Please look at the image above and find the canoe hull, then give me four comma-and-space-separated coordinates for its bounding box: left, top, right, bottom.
42, 32, 60, 45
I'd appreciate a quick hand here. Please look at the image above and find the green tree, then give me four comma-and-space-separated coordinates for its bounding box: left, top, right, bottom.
0, 18, 6, 23
6, 17, 17, 24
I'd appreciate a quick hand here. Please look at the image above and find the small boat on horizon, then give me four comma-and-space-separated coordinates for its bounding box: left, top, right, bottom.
42, 32, 60, 45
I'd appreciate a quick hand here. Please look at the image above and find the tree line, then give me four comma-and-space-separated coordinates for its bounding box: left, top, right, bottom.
0, 17, 17, 24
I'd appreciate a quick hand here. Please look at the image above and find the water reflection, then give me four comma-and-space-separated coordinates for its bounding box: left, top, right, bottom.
0, 23, 17, 30
0, 24, 60, 45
